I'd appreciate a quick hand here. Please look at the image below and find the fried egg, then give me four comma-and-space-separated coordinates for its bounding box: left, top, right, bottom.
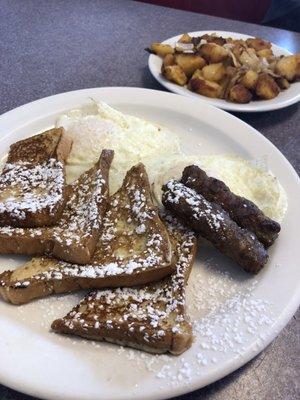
56, 101, 287, 223
57, 101, 181, 193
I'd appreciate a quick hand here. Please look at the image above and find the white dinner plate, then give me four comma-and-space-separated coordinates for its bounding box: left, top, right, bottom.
148, 30, 300, 112
0, 87, 299, 400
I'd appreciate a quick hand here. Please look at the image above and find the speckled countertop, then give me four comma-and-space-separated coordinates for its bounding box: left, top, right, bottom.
0, 1, 299, 399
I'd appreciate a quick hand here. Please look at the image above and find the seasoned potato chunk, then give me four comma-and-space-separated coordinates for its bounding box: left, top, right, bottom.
162, 54, 176, 69
189, 77, 222, 98
179, 33, 192, 43
241, 70, 258, 90
246, 38, 271, 51
202, 63, 226, 82
275, 55, 300, 81
175, 54, 206, 77
228, 84, 252, 103
256, 48, 274, 58
163, 65, 187, 86
256, 73, 280, 99
200, 43, 228, 63
151, 43, 174, 57
191, 69, 203, 79
276, 77, 290, 90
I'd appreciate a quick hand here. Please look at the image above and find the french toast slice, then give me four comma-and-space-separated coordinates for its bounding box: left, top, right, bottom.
51, 213, 197, 355
0, 149, 113, 264
0, 128, 72, 227
0, 163, 173, 305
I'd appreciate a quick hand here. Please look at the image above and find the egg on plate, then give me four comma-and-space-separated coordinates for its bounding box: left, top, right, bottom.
57, 101, 287, 223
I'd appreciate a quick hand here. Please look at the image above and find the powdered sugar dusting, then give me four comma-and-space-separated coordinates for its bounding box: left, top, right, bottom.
0, 159, 64, 221
52, 214, 196, 345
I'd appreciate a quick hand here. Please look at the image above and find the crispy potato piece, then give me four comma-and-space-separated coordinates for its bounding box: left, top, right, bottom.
151, 43, 174, 57
189, 77, 222, 98
200, 43, 228, 63
241, 70, 258, 90
275, 55, 300, 81
191, 69, 203, 79
202, 63, 226, 82
228, 84, 252, 103
246, 38, 271, 51
175, 54, 206, 78
162, 54, 176, 69
256, 73, 280, 100
179, 33, 192, 43
276, 77, 290, 90
256, 48, 274, 58
163, 65, 187, 86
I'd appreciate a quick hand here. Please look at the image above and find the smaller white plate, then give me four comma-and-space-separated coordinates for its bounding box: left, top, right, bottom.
148, 30, 300, 112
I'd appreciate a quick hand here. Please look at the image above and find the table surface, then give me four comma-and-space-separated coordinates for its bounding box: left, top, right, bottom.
0, 1, 299, 399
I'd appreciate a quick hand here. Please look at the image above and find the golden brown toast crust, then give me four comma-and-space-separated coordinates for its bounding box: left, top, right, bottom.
0, 128, 72, 227
0, 163, 173, 304
6, 128, 70, 164
51, 213, 197, 355
0, 149, 113, 264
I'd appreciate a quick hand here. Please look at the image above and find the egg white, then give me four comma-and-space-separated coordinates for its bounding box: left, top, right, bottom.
56, 101, 287, 223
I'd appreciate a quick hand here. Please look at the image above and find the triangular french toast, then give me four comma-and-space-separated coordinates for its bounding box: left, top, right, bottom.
0, 149, 113, 264
51, 213, 197, 355
0, 128, 72, 227
0, 163, 173, 305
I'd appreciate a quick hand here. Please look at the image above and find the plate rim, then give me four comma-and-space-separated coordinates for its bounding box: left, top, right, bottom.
0, 86, 299, 400
148, 30, 300, 112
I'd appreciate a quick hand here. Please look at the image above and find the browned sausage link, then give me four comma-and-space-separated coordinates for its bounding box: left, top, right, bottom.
181, 165, 280, 247
162, 180, 268, 274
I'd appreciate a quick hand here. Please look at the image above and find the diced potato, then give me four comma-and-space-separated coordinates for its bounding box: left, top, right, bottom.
175, 54, 206, 78
257, 48, 274, 58
228, 84, 252, 103
151, 43, 174, 57
275, 55, 300, 81
246, 38, 271, 51
241, 70, 258, 90
199, 43, 228, 63
189, 77, 222, 98
162, 54, 176, 69
276, 77, 290, 90
191, 69, 203, 79
163, 65, 187, 86
202, 63, 226, 82
256, 73, 280, 100
179, 33, 192, 43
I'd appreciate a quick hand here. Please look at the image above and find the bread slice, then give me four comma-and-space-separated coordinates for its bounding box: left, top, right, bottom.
0, 149, 113, 264
0, 163, 173, 305
51, 213, 197, 355
0, 128, 72, 227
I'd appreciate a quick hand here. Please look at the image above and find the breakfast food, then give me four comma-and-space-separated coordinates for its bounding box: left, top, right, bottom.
57, 101, 180, 192
0, 128, 72, 227
0, 101, 288, 359
181, 165, 280, 247
0, 150, 113, 264
52, 213, 197, 355
57, 102, 288, 226
148, 33, 300, 103
162, 180, 268, 274
0, 163, 173, 304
